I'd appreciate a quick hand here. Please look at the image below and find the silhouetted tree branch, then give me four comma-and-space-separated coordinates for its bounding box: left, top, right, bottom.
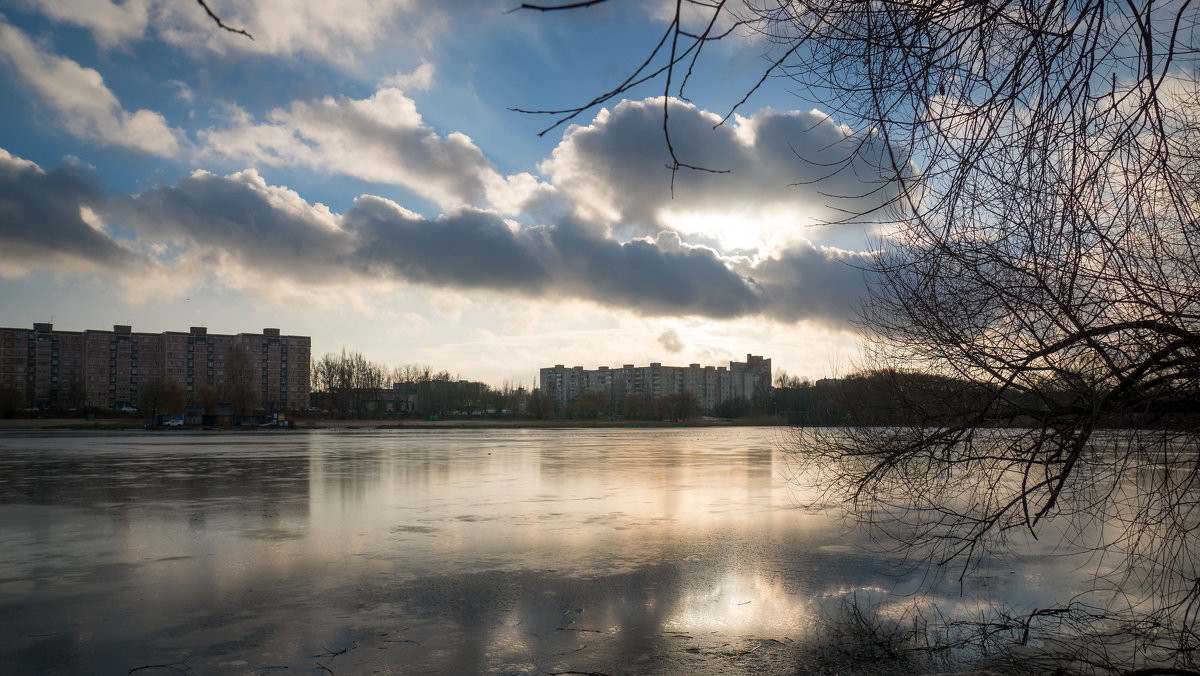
531, 0, 1200, 672
196, 0, 253, 40
513, 0, 744, 192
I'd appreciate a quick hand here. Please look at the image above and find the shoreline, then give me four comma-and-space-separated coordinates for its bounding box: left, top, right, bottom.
0, 416, 787, 431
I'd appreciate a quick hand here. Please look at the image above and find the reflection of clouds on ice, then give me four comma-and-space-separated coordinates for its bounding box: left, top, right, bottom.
665, 571, 814, 637
0, 428, 1108, 674
300, 427, 810, 578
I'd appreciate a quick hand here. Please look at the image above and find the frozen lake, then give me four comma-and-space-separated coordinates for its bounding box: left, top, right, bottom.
0, 428, 1068, 674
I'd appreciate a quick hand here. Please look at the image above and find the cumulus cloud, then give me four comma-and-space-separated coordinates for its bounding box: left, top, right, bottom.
126, 172, 767, 318
125, 168, 351, 282
657, 329, 684, 353
544, 224, 763, 318
19, 0, 151, 48
382, 61, 436, 92
347, 196, 552, 290
0, 151, 869, 325
541, 98, 894, 246
0, 149, 134, 274
200, 87, 542, 212
0, 21, 178, 156
200, 91, 889, 244
18, 0, 439, 63
734, 242, 872, 323
121, 0, 472, 66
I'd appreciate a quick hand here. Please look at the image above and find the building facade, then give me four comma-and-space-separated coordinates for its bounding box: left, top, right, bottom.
0, 323, 310, 412
539, 354, 771, 414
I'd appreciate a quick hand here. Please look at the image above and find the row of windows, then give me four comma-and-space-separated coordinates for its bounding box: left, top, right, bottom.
12, 331, 309, 344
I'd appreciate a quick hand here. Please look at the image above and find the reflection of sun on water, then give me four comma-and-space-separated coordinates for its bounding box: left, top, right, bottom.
665, 572, 812, 636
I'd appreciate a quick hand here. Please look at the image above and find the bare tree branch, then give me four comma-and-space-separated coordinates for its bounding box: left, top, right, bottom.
510, 0, 610, 12
524, 0, 1200, 670
196, 0, 253, 40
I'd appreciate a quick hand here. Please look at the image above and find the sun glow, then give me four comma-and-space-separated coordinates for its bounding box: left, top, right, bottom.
657, 206, 837, 254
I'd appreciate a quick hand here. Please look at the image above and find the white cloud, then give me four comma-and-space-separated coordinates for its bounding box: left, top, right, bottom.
0, 147, 40, 173
200, 87, 488, 208
21, 0, 151, 48
382, 61, 436, 92
0, 151, 870, 326
540, 98, 894, 249
201, 86, 552, 213
148, 0, 444, 66
167, 78, 194, 103
20, 0, 501, 71
200, 90, 890, 244
0, 21, 178, 156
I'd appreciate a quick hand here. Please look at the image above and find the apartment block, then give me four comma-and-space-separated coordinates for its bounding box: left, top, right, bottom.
539, 354, 772, 414
1, 323, 87, 410
1, 323, 310, 412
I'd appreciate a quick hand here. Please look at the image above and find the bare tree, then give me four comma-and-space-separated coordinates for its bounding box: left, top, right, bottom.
310, 350, 394, 418
224, 344, 260, 416
775, 2, 1200, 670
528, 388, 551, 420
0, 386, 26, 418
193, 383, 220, 415
527, 0, 1200, 671
138, 379, 187, 423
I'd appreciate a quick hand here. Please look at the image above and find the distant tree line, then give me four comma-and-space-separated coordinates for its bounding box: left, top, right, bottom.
309, 350, 532, 420
12, 357, 1192, 428
559, 391, 702, 422
772, 369, 1200, 429
0, 387, 24, 418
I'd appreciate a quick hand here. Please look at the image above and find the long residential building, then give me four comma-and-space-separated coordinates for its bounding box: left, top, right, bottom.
539, 354, 771, 414
0, 323, 310, 411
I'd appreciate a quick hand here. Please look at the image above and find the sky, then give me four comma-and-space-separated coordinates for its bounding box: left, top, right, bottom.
0, 0, 888, 388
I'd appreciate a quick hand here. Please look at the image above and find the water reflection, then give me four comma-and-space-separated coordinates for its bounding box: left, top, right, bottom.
0, 428, 1073, 674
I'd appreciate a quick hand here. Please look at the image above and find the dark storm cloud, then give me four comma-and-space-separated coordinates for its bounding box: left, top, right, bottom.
0, 150, 869, 325
0, 151, 132, 269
